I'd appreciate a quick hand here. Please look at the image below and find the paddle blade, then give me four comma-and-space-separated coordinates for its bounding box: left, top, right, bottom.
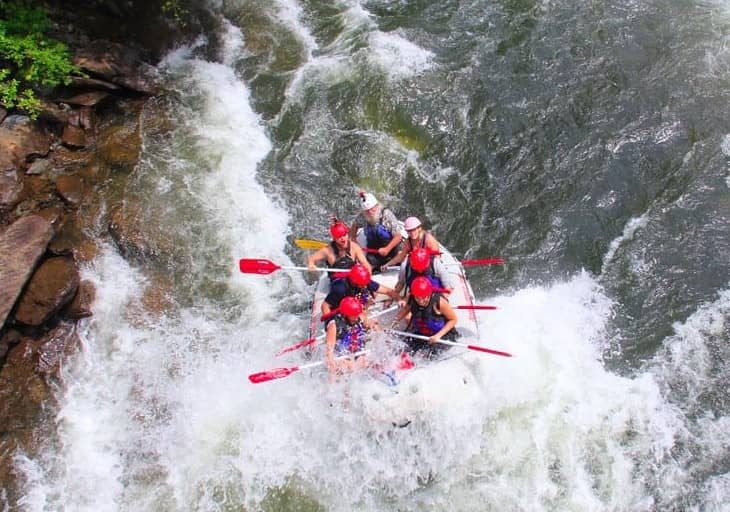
397, 351, 415, 370
456, 305, 497, 310
467, 344, 512, 357
248, 365, 300, 383
239, 258, 280, 275
274, 338, 317, 357
294, 239, 328, 250
460, 258, 504, 266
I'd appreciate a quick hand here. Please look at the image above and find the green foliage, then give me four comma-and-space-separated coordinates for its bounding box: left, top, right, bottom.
0, 2, 79, 118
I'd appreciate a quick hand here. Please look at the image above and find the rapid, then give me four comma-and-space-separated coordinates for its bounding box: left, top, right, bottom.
13, 0, 730, 510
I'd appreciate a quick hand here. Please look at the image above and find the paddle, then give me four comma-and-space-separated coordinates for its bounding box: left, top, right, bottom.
295, 239, 504, 266
239, 258, 346, 275
294, 239, 328, 250
386, 329, 512, 357
248, 350, 369, 384
382, 259, 504, 271
455, 305, 497, 310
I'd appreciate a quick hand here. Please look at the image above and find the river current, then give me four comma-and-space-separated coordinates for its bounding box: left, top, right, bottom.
13, 0, 730, 510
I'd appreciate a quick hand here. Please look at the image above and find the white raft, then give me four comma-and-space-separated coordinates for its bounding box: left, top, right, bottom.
307, 238, 490, 425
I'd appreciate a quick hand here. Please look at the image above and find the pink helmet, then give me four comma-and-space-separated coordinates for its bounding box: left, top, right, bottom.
340, 296, 363, 317
410, 276, 433, 298
347, 264, 371, 287
404, 217, 422, 231
330, 222, 349, 239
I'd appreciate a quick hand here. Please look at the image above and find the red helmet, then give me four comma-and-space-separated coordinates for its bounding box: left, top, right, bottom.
330, 222, 349, 239
339, 296, 363, 317
409, 248, 430, 272
348, 264, 370, 287
410, 276, 433, 298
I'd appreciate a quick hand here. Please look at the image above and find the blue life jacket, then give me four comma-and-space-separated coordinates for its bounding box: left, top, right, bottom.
408, 293, 447, 336
334, 316, 366, 354
364, 213, 394, 249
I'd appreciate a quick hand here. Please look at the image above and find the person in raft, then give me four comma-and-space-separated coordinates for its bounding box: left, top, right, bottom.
349, 191, 405, 272
392, 276, 458, 358
380, 216, 441, 271
393, 247, 454, 305
325, 296, 373, 376
321, 263, 398, 319
307, 219, 371, 275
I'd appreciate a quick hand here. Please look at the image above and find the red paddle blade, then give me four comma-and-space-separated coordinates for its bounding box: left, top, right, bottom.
397, 351, 415, 370
460, 258, 504, 266
467, 344, 512, 357
456, 305, 497, 310
274, 338, 316, 357
248, 365, 300, 383
239, 258, 281, 275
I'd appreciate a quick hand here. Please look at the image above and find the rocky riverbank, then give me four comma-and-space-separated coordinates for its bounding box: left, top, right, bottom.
0, 0, 218, 502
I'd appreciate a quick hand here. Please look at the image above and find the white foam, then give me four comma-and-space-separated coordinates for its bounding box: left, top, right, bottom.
368, 30, 434, 78
721, 133, 730, 157
601, 214, 649, 272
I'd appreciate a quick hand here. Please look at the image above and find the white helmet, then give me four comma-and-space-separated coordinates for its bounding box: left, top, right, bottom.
359, 191, 378, 210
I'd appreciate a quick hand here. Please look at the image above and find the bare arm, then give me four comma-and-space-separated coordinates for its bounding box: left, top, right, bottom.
382, 245, 409, 269
351, 243, 372, 274
325, 321, 337, 373
430, 297, 457, 342
378, 233, 403, 256
307, 246, 331, 271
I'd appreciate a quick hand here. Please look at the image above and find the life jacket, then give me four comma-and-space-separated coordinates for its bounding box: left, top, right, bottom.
329, 240, 356, 281
408, 293, 447, 336
404, 258, 443, 291
364, 210, 394, 249
324, 281, 372, 313
334, 316, 366, 354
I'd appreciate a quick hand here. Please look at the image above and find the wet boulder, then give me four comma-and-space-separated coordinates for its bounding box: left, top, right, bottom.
0, 216, 55, 329
14, 256, 80, 327
73, 41, 159, 94
66, 280, 96, 319
0, 115, 52, 171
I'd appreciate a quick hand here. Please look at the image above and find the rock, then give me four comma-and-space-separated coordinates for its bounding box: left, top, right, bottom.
73, 41, 160, 94
97, 122, 141, 172
26, 158, 53, 176
0, 169, 26, 211
34, 207, 64, 227
14, 256, 80, 327
61, 91, 111, 107
69, 75, 122, 91
0, 330, 21, 361
0, 324, 78, 484
0, 107, 6, 123
52, 145, 91, 170
0, 216, 55, 329
48, 214, 84, 255
37, 100, 71, 124
61, 124, 87, 148
66, 280, 95, 319
0, 116, 52, 171
108, 204, 152, 260
55, 174, 85, 207
34, 322, 79, 375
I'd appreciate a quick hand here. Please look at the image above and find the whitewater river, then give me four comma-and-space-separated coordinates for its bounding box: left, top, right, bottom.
14, 0, 730, 510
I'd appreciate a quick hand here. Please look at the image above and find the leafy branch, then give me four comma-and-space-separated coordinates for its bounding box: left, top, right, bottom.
0, 2, 79, 118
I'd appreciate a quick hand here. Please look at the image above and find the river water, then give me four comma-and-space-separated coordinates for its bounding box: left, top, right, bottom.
13, 0, 730, 510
